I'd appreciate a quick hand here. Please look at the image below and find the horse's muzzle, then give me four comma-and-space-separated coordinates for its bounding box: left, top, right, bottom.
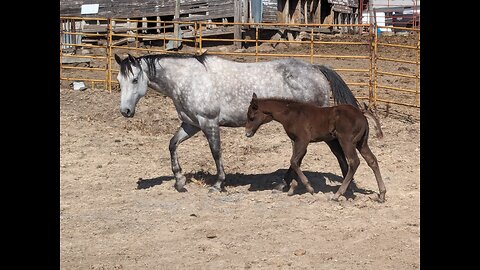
120, 108, 135, 118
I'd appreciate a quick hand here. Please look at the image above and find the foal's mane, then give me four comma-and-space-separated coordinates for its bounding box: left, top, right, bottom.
256, 97, 318, 107
118, 53, 208, 77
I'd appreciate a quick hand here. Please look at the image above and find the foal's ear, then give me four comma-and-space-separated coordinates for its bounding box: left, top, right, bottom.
114, 54, 122, 65
250, 93, 258, 109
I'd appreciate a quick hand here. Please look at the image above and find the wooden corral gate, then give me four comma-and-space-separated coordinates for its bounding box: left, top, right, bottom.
60, 17, 419, 109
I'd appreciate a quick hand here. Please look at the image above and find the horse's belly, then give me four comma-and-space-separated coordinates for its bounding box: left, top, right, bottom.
218, 113, 246, 127
177, 110, 200, 126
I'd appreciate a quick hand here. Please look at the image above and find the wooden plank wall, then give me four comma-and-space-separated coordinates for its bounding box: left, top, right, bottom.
262, 0, 278, 23
60, 0, 234, 20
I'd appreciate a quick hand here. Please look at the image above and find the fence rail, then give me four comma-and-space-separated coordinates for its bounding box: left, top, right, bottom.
60, 16, 420, 109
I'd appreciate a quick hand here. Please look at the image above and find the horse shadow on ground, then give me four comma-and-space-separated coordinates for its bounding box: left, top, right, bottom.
136, 176, 173, 190
136, 169, 375, 199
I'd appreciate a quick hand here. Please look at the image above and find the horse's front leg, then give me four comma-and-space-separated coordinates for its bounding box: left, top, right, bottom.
169, 122, 200, 192
201, 122, 226, 193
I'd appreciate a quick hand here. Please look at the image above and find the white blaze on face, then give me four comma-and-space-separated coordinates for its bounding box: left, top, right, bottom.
117, 64, 148, 117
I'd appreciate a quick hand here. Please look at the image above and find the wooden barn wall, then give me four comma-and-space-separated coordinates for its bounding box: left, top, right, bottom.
327, 0, 358, 8
60, 0, 234, 20
262, 0, 278, 22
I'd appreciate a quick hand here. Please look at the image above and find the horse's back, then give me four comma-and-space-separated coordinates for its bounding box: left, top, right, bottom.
169, 56, 332, 127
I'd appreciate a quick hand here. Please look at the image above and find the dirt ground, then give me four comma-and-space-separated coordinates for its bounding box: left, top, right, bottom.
60, 34, 419, 269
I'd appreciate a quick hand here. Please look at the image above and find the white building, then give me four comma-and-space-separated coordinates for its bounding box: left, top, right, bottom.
361, 0, 420, 30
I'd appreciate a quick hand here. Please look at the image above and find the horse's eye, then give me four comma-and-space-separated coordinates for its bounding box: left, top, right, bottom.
132, 78, 138, 84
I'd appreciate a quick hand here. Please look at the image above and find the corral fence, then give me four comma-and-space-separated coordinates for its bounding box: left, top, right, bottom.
60, 16, 419, 109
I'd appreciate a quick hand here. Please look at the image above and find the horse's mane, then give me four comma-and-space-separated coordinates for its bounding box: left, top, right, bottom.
118, 52, 208, 77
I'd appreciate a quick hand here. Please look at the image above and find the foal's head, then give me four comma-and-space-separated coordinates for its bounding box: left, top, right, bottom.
115, 54, 149, 118
245, 93, 273, 137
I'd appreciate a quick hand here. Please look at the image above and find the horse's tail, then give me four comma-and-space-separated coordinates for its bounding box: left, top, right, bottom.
360, 102, 384, 139
316, 65, 359, 109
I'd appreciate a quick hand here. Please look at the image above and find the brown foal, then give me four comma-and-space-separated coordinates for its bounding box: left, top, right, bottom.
245, 93, 386, 202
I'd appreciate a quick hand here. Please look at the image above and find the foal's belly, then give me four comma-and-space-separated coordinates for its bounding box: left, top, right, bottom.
311, 132, 336, 143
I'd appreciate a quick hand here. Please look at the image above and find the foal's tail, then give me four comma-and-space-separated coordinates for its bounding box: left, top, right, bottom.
360, 102, 384, 139
316, 65, 359, 109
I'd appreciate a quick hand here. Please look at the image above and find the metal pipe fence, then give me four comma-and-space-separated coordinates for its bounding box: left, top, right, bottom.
60, 16, 420, 109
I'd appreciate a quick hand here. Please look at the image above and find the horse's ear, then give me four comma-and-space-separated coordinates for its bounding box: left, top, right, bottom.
252, 93, 257, 99
362, 102, 368, 112
114, 54, 122, 65
127, 54, 138, 65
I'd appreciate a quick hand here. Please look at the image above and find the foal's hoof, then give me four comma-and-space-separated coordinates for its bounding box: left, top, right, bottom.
376, 194, 386, 203
306, 186, 315, 195
330, 195, 340, 202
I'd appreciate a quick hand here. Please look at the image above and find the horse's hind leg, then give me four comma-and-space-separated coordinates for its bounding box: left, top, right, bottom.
332, 140, 360, 201
358, 142, 386, 202
326, 139, 358, 194
169, 122, 200, 192
201, 123, 226, 192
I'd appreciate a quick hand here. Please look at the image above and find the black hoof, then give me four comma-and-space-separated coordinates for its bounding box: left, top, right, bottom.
273, 182, 289, 192
174, 185, 188, 192
208, 186, 226, 193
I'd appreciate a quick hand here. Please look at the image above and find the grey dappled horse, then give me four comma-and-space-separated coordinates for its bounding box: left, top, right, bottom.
114, 53, 359, 192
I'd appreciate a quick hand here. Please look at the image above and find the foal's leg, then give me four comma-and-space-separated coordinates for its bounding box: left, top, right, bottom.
326, 140, 356, 194
288, 139, 314, 196
332, 140, 360, 201
169, 122, 201, 192
275, 140, 306, 192
358, 142, 386, 202
201, 123, 226, 192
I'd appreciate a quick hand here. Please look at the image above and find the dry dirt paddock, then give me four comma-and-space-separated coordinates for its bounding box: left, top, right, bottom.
60, 40, 419, 269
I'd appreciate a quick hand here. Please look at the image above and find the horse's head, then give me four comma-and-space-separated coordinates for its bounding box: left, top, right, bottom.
115, 54, 148, 118
245, 93, 273, 137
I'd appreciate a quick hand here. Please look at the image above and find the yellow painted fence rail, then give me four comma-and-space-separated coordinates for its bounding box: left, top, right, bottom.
60, 17, 420, 109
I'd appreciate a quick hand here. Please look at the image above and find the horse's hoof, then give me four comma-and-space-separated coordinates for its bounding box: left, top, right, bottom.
174, 184, 188, 192
208, 187, 219, 193
287, 190, 295, 196
376, 195, 386, 203
307, 186, 315, 195
272, 182, 287, 192
208, 186, 225, 193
